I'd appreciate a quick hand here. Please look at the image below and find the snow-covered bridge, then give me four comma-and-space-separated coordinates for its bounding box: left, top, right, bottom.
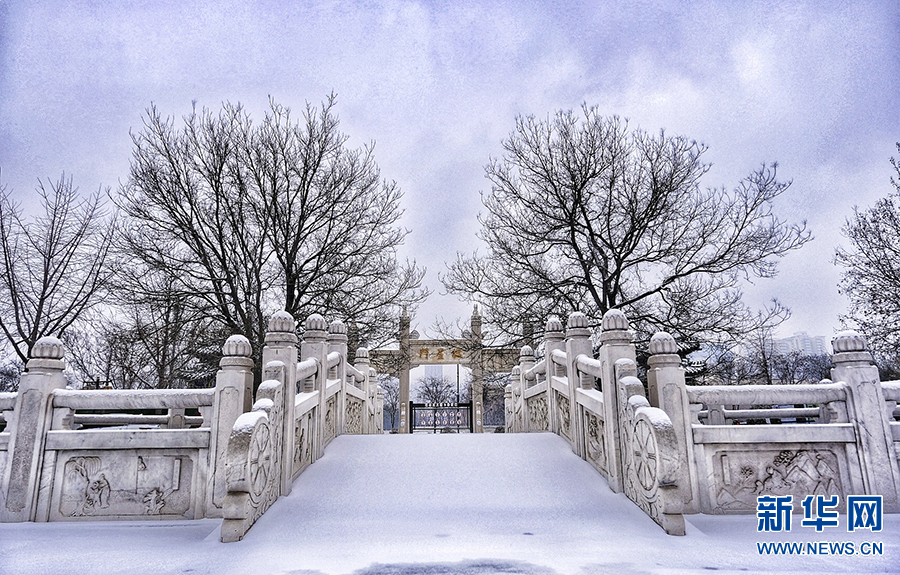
2, 309, 900, 573
1, 432, 896, 574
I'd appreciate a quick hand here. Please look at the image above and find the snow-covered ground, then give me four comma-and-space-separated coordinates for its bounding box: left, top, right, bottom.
1, 433, 897, 575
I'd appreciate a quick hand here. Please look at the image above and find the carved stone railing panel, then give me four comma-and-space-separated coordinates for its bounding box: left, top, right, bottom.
345, 397, 363, 435
526, 395, 549, 432
584, 411, 606, 475
618, 373, 685, 536
324, 395, 337, 446
704, 447, 848, 514
292, 411, 314, 479
221, 379, 283, 543
555, 390, 571, 442
49, 450, 198, 521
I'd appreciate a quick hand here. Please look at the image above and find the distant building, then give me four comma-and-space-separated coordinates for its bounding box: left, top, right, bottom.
424, 365, 444, 379
774, 332, 831, 356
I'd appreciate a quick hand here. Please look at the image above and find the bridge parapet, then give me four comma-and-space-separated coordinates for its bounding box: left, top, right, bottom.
507, 308, 900, 535
0, 311, 383, 542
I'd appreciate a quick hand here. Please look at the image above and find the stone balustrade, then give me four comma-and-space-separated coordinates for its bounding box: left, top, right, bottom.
0, 311, 384, 543
507, 309, 900, 535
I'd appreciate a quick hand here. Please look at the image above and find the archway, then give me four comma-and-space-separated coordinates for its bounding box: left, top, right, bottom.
370, 306, 518, 433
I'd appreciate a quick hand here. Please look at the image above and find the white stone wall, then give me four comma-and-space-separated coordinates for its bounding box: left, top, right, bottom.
510, 309, 900, 535
0, 311, 384, 544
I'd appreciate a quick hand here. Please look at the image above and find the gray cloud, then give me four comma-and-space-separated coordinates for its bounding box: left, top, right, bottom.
1, 0, 897, 338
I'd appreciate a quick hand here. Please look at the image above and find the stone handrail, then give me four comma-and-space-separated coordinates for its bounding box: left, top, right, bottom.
685, 383, 847, 406
51, 388, 215, 410
574, 354, 603, 379
705, 407, 822, 421
883, 380, 900, 402
508, 309, 900, 534
297, 357, 318, 381
550, 348, 567, 369
524, 358, 546, 381
0, 313, 383, 533
0, 392, 15, 411
70, 414, 205, 426
345, 363, 366, 382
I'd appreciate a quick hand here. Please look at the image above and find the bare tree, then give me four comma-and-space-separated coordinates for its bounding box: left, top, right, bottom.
414, 375, 456, 404
64, 289, 226, 390
0, 175, 113, 365
771, 352, 832, 385
0, 357, 22, 393
378, 374, 400, 431
835, 143, 900, 369
115, 96, 427, 367
443, 107, 811, 349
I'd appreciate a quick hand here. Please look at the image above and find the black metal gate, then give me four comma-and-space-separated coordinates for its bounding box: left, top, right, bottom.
409, 402, 473, 433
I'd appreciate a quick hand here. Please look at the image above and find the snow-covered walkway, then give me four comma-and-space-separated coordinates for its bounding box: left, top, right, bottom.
1, 433, 897, 574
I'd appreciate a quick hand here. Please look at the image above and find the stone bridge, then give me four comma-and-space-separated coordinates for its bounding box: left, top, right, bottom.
0, 309, 898, 545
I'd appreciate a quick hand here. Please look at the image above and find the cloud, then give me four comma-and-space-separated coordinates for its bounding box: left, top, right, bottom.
0, 0, 897, 336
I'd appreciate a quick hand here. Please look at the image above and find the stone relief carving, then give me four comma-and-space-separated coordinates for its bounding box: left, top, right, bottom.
586, 412, 606, 473
59, 454, 191, 519
222, 382, 283, 542
346, 398, 363, 434
713, 449, 844, 513
324, 396, 337, 443
617, 372, 685, 535
556, 391, 570, 441
70, 457, 109, 515
143, 488, 166, 515
527, 395, 549, 432
293, 416, 312, 476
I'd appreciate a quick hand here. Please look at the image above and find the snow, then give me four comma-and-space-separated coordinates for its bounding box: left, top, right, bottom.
1, 433, 898, 575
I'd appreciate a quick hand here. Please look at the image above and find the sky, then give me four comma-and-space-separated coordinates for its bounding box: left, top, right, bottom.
1, 433, 897, 574
1, 0, 898, 341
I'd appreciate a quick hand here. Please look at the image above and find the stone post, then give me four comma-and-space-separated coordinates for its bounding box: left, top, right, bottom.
208, 334, 254, 515
328, 320, 349, 436
518, 345, 535, 432
355, 347, 371, 433
505, 371, 517, 433
373, 368, 384, 434
398, 308, 411, 433
542, 317, 565, 436
647, 331, 697, 513
0, 337, 67, 522
300, 314, 328, 459
262, 311, 298, 496
565, 312, 592, 458
830, 331, 900, 511
470, 305, 484, 433
597, 308, 636, 494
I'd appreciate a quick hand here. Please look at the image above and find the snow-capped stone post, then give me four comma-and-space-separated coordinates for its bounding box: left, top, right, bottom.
470, 305, 485, 433
328, 320, 349, 435
0, 337, 67, 522
543, 317, 565, 435
830, 331, 900, 511
506, 368, 518, 433
647, 331, 697, 512
208, 334, 255, 514
518, 345, 535, 431
300, 314, 328, 458
263, 311, 298, 496
398, 307, 411, 433
373, 368, 384, 434
354, 347, 371, 432
597, 309, 635, 494
565, 312, 592, 458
